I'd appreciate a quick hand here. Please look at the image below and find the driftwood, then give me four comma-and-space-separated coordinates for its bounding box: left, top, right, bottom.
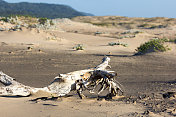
0, 57, 123, 98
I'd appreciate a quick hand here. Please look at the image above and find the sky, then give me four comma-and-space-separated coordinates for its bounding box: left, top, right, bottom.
5, 0, 176, 18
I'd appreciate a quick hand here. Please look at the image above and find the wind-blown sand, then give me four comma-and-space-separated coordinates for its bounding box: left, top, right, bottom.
0, 18, 176, 117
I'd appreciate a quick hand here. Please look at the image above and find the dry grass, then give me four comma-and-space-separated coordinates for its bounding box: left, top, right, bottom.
72, 16, 176, 29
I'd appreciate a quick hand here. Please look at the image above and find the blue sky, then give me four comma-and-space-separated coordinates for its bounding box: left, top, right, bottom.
5, 0, 176, 18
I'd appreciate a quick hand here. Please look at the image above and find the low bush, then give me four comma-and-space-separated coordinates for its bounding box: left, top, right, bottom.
38, 18, 48, 25
0, 17, 8, 22
108, 42, 128, 47
135, 39, 170, 55
73, 44, 84, 50
167, 39, 176, 43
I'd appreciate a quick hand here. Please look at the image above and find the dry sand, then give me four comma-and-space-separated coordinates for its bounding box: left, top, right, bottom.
0, 20, 176, 117
0, 96, 145, 117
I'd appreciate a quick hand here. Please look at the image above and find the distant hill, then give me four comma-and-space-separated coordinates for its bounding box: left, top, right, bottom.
0, 0, 93, 19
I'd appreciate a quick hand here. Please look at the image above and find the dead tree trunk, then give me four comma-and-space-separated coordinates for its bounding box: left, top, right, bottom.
0, 57, 122, 97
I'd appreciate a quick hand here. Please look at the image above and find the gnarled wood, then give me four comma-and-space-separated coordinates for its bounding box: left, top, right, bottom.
0, 57, 123, 98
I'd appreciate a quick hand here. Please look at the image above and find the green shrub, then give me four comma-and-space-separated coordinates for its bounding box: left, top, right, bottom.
38, 18, 48, 25
167, 39, 176, 43
73, 44, 84, 50
136, 39, 169, 55
157, 38, 176, 43
108, 42, 120, 46
0, 17, 8, 22
108, 42, 128, 47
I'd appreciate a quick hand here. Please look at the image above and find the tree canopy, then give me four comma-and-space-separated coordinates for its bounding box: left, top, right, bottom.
0, 0, 92, 19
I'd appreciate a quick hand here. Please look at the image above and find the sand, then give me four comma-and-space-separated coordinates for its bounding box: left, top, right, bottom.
0, 19, 176, 117
0, 96, 145, 117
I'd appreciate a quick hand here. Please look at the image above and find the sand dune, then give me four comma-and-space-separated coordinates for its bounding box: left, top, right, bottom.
0, 17, 176, 117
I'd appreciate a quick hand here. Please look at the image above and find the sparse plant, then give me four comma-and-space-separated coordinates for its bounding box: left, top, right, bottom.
135, 39, 170, 55
28, 24, 37, 28
94, 31, 102, 35
121, 43, 128, 47
149, 25, 167, 29
138, 23, 150, 28
138, 23, 167, 29
38, 18, 48, 25
50, 20, 54, 25
46, 37, 57, 41
108, 42, 120, 46
108, 42, 128, 47
165, 38, 176, 43
10, 18, 15, 24
170, 39, 176, 43
0, 17, 8, 22
92, 22, 110, 27
117, 36, 124, 39
73, 44, 84, 50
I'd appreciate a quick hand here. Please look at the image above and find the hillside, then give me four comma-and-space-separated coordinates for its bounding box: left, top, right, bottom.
0, 0, 93, 18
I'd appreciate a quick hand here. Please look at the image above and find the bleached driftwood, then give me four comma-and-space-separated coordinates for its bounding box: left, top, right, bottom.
0, 57, 123, 98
